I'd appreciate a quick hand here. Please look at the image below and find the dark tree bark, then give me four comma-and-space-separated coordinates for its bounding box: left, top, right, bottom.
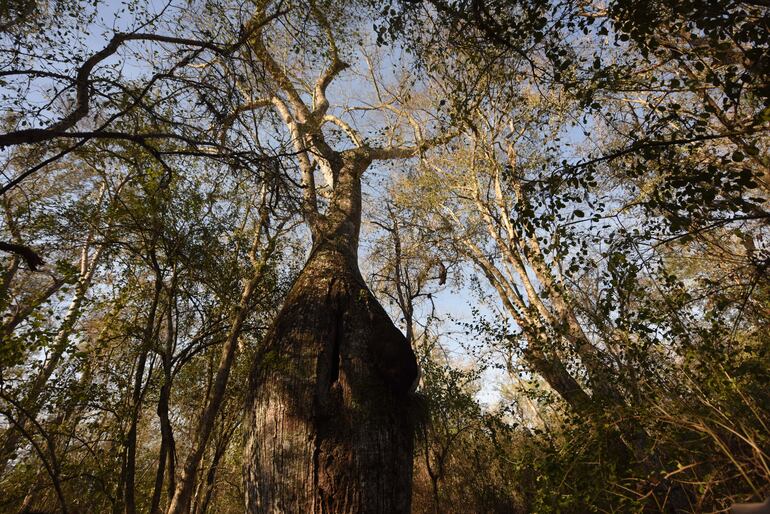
124, 349, 150, 514
151, 302, 177, 514
150, 378, 175, 514
125, 272, 163, 514
244, 153, 419, 513
0, 241, 44, 270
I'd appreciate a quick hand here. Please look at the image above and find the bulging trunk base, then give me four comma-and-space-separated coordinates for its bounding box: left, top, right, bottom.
244, 247, 418, 514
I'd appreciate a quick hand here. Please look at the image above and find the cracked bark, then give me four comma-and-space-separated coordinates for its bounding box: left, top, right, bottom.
244, 155, 418, 513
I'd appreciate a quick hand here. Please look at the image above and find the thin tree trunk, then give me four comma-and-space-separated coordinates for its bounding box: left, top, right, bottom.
151, 296, 178, 514
15, 356, 96, 513
166, 193, 275, 514
125, 274, 163, 514
150, 434, 170, 514
194, 451, 222, 514
113, 446, 127, 514
124, 346, 152, 514
0, 244, 104, 473
465, 248, 594, 413
150, 376, 176, 514
166, 277, 258, 513
193, 424, 235, 514
424, 445, 441, 514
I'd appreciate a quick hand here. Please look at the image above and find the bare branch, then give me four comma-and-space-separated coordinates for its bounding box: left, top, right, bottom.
220, 97, 272, 133
0, 34, 220, 148
309, 0, 349, 123
270, 97, 319, 218
0, 9, 287, 149
366, 131, 457, 161
245, 14, 311, 123
323, 114, 363, 148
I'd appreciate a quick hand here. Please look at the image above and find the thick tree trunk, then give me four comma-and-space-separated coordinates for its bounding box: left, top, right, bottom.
244, 247, 417, 513
244, 154, 419, 513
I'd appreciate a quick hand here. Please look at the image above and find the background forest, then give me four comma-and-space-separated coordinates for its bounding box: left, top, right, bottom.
0, 0, 768, 512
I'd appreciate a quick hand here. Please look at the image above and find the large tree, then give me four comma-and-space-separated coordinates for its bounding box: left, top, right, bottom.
210, 2, 450, 511
2, 0, 768, 512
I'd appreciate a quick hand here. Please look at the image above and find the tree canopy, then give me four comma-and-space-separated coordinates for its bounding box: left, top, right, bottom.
0, 0, 768, 512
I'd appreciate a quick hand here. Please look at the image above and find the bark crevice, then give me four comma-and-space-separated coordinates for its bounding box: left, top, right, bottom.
244, 244, 417, 513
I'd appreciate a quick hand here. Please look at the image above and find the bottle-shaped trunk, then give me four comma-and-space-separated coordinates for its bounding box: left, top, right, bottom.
244, 156, 419, 513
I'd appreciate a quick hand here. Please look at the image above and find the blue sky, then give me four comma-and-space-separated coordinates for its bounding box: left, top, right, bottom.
1, 0, 521, 407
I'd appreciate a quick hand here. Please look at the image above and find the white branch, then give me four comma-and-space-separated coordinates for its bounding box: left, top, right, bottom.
323, 114, 364, 148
